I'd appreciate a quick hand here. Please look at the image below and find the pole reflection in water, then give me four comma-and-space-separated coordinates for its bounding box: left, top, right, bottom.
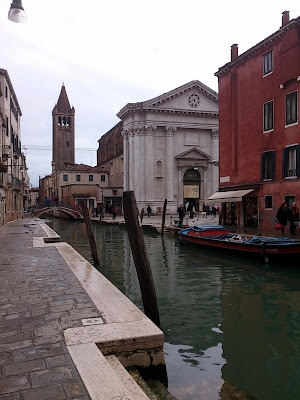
49, 219, 300, 400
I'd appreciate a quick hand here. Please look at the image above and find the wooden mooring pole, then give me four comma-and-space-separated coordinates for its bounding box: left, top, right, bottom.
123, 191, 160, 327
161, 199, 167, 235
80, 201, 99, 266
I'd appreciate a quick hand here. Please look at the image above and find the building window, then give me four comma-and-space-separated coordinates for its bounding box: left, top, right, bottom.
282, 145, 300, 178
112, 189, 118, 196
263, 100, 274, 132
5, 85, 8, 98
263, 51, 273, 75
286, 91, 298, 126
63, 174, 68, 181
101, 175, 105, 182
76, 174, 81, 181
264, 195, 273, 209
155, 160, 163, 177
261, 150, 275, 180
89, 175, 93, 182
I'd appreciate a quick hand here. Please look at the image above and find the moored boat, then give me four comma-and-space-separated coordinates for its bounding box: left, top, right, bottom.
178, 225, 300, 260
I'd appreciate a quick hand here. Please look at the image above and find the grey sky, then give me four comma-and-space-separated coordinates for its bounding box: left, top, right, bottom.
1, 0, 299, 187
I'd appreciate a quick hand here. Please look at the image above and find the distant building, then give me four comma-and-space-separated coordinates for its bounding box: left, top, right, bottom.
97, 122, 124, 212
212, 11, 300, 231
52, 163, 108, 210
39, 85, 107, 213
98, 81, 219, 214
0, 68, 27, 226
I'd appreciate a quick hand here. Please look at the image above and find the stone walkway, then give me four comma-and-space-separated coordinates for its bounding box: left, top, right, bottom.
0, 217, 101, 400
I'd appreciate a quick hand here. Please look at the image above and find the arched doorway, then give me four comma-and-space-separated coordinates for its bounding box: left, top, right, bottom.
183, 169, 201, 211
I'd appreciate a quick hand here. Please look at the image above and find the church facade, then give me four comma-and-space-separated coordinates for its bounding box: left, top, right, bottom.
117, 80, 219, 213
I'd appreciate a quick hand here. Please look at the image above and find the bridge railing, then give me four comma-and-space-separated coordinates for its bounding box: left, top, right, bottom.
31, 202, 83, 215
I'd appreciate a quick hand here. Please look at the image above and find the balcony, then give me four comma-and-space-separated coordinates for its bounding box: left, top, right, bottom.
7, 175, 21, 190
1, 145, 11, 161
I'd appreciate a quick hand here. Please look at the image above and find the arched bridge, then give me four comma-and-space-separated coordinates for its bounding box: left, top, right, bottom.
34, 206, 82, 220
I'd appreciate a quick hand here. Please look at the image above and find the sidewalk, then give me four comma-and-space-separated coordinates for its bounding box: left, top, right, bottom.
0, 217, 97, 399
0, 216, 165, 400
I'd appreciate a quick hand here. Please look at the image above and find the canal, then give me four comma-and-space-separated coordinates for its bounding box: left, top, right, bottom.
49, 218, 300, 400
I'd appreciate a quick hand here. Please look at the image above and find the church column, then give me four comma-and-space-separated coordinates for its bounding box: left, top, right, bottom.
122, 130, 129, 191
177, 166, 184, 206
134, 127, 142, 202
128, 129, 135, 191
145, 125, 156, 202
165, 126, 176, 202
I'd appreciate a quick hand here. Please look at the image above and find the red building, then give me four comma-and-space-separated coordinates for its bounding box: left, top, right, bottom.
211, 11, 300, 232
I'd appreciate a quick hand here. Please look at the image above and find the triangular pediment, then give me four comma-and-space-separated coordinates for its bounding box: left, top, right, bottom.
117, 80, 218, 118
176, 147, 211, 161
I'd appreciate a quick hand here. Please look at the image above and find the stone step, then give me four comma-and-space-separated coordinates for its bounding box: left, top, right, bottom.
67, 342, 153, 400
107, 355, 157, 400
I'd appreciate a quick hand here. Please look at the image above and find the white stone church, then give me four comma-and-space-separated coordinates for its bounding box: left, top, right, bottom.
116, 80, 219, 214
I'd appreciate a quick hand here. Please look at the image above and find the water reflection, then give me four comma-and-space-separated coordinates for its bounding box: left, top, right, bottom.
49, 219, 300, 400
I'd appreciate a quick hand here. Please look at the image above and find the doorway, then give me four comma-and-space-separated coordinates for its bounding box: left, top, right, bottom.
183, 169, 201, 211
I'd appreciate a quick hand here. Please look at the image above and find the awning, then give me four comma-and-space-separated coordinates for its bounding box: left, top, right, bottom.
207, 189, 254, 203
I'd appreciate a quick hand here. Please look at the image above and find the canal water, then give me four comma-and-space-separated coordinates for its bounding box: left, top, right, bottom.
49, 219, 300, 400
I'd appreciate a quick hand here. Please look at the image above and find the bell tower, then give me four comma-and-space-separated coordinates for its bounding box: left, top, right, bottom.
52, 85, 75, 173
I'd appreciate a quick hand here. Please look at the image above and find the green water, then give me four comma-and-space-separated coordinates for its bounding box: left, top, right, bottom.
49, 219, 300, 400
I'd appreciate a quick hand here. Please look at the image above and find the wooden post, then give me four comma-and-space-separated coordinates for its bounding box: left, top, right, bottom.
80, 201, 99, 266
123, 191, 160, 327
161, 199, 167, 235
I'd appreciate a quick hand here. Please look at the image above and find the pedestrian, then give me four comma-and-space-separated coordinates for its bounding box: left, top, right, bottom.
146, 205, 152, 217
140, 208, 145, 224
112, 206, 117, 220
212, 204, 217, 218
276, 202, 288, 235
177, 204, 185, 227
55, 196, 59, 206
288, 201, 299, 235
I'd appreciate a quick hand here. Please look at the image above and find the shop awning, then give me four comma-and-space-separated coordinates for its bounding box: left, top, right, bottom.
207, 189, 254, 203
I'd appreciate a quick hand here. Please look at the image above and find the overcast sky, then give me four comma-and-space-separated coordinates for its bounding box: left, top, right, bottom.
1, 0, 300, 187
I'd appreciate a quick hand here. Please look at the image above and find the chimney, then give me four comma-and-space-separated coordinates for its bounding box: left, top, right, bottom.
282, 10, 290, 27
231, 44, 238, 61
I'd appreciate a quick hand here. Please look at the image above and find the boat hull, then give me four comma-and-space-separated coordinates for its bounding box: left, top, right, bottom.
178, 225, 300, 260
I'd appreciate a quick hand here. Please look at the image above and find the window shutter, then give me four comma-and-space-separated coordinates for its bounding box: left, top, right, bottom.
271, 151, 276, 179
296, 145, 300, 177
261, 153, 266, 180
282, 148, 288, 178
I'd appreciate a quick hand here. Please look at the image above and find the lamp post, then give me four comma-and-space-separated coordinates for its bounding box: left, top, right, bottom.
8, 0, 27, 23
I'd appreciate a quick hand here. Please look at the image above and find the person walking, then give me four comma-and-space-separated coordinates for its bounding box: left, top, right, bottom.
112, 206, 117, 220
146, 205, 152, 217
177, 204, 185, 227
288, 201, 299, 235
276, 202, 288, 235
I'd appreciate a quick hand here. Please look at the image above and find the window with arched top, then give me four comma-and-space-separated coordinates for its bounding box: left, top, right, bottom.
67, 117, 71, 126
58, 116, 62, 126
63, 116, 67, 126
155, 160, 163, 177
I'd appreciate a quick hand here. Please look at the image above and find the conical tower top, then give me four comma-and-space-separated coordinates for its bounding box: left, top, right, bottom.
55, 84, 72, 113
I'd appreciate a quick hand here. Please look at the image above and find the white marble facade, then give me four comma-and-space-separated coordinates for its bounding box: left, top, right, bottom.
117, 81, 219, 213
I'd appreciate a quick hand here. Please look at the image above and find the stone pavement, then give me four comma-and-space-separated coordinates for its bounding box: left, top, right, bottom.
0, 216, 101, 400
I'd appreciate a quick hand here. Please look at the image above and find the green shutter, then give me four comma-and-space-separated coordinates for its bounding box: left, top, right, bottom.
296, 145, 300, 177
261, 153, 266, 180
271, 151, 276, 179
282, 148, 288, 178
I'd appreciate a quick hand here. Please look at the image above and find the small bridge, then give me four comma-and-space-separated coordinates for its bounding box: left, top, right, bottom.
34, 206, 82, 220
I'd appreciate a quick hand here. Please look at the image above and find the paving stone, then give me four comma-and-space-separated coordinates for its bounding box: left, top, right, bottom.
0, 393, 21, 400
21, 384, 66, 400
12, 343, 64, 363
30, 365, 75, 388
34, 320, 62, 338
0, 352, 12, 366
45, 354, 72, 369
0, 332, 34, 345
0, 374, 31, 394
0, 340, 33, 353
4, 357, 45, 375
63, 381, 87, 398
33, 334, 63, 346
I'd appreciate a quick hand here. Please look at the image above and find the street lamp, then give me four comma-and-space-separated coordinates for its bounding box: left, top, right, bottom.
8, 0, 27, 23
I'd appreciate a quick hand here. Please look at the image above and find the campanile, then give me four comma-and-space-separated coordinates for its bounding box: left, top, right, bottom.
52, 85, 75, 173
